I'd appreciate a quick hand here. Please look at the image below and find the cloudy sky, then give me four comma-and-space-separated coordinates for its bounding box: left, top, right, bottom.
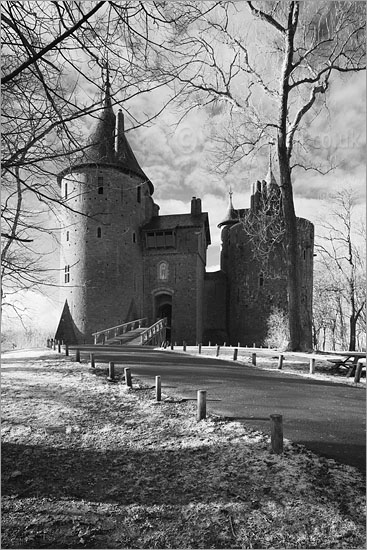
4, 3, 366, 334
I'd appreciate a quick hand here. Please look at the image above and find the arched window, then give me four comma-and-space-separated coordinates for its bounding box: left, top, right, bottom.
158, 261, 169, 281
97, 227, 102, 238
97, 175, 104, 194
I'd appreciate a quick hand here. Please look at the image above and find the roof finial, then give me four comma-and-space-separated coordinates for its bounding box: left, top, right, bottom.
268, 139, 275, 170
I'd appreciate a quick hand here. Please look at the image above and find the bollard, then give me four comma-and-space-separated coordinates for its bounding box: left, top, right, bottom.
223, 342, 226, 347
309, 358, 315, 374
53, 339, 56, 351
238, 342, 240, 348
75, 349, 81, 363
124, 367, 132, 388
46, 338, 50, 348
155, 375, 161, 401
108, 361, 115, 381
354, 362, 363, 383
198, 343, 202, 354
233, 348, 238, 361
170, 343, 174, 350
270, 414, 283, 454
65, 343, 69, 357
197, 390, 206, 421
183, 341, 186, 352
208, 341, 211, 347
253, 342, 256, 348
277, 354, 284, 370
57, 340, 61, 353
216, 345, 220, 357
252, 352, 256, 366
90, 353, 95, 368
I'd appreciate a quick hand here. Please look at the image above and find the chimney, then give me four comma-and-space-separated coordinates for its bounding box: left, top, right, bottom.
191, 197, 202, 216
116, 110, 125, 158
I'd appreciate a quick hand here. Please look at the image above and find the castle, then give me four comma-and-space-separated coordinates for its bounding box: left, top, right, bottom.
55, 83, 314, 347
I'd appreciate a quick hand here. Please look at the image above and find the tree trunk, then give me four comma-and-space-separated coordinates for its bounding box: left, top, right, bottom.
349, 315, 356, 351
278, 140, 303, 351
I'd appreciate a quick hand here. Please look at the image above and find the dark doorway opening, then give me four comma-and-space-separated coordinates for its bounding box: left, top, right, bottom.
155, 294, 172, 343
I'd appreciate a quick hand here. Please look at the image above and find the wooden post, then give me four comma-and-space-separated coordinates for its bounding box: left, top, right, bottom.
253, 342, 256, 348
198, 343, 202, 354
309, 358, 315, 374
57, 340, 61, 353
270, 414, 283, 454
75, 349, 80, 363
155, 375, 161, 401
216, 345, 220, 357
170, 343, 174, 350
124, 367, 132, 387
238, 342, 240, 348
183, 341, 186, 352
46, 338, 50, 348
277, 354, 284, 370
197, 390, 206, 421
223, 342, 226, 347
90, 353, 95, 368
108, 361, 115, 380
208, 341, 211, 347
252, 352, 256, 366
53, 339, 56, 351
354, 362, 363, 383
65, 343, 69, 357
233, 348, 238, 361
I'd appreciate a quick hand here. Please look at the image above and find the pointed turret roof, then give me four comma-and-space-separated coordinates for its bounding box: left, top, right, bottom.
264, 143, 277, 187
58, 77, 154, 194
218, 190, 239, 228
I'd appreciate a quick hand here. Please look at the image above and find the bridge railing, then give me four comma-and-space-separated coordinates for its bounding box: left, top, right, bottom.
92, 318, 147, 345
140, 318, 167, 346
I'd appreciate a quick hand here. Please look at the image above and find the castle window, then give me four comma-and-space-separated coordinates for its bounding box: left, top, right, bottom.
259, 273, 264, 287
132, 232, 136, 243
158, 261, 169, 281
66, 231, 69, 241
97, 227, 102, 238
137, 185, 141, 203
146, 230, 176, 249
303, 249, 306, 260
98, 175, 104, 194
65, 182, 68, 199
64, 265, 70, 283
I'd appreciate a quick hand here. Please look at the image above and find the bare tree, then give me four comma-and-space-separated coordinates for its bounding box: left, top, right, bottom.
1, 1, 219, 312
149, 1, 365, 350
315, 189, 366, 351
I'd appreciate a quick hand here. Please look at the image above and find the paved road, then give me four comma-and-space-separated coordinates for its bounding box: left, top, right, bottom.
79, 347, 366, 472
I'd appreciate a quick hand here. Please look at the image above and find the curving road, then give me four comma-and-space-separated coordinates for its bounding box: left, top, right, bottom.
78, 346, 366, 472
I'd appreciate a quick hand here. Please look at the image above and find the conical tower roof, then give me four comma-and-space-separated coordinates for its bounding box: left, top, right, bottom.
58, 78, 154, 193
218, 190, 239, 228
264, 144, 277, 187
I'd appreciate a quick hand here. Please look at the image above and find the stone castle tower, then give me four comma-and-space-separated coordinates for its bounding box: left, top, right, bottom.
55, 83, 314, 347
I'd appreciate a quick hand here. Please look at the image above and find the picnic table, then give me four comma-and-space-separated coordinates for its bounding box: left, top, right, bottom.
327, 351, 366, 382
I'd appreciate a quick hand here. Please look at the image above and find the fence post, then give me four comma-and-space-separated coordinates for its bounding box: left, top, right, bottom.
183, 341, 186, 352
270, 414, 283, 454
170, 343, 174, 350
216, 345, 220, 357
309, 358, 315, 374
233, 348, 238, 361
75, 349, 81, 363
108, 361, 115, 381
253, 342, 256, 348
197, 390, 206, 421
65, 343, 69, 357
208, 341, 211, 347
354, 362, 363, 383
277, 354, 284, 370
90, 353, 95, 368
252, 352, 256, 366
53, 339, 56, 351
57, 340, 61, 353
155, 375, 161, 401
198, 343, 202, 354
124, 367, 132, 388
46, 338, 50, 348
223, 342, 226, 347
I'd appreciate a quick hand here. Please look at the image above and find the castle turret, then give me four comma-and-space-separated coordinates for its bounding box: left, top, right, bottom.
55, 78, 158, 344
218, 190, 238, 228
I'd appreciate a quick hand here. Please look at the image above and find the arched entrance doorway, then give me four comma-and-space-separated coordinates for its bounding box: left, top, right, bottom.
155, 293, 172, 343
